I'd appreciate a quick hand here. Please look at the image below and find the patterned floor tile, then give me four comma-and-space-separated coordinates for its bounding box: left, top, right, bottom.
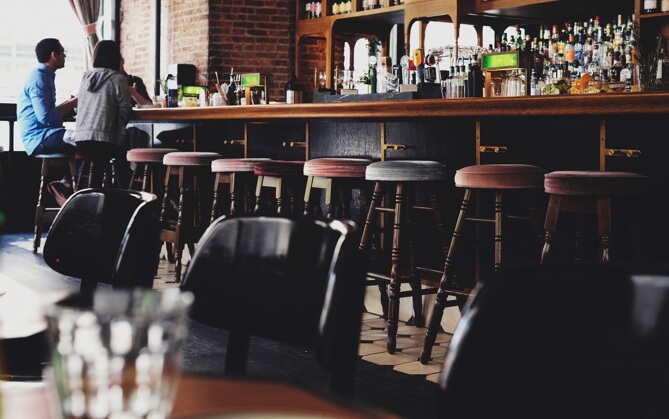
401, 344, 448, 359
362, 351, 416, 366
358, 343, 388, 356
394, 360, 443, 375
372, 337, 423, 350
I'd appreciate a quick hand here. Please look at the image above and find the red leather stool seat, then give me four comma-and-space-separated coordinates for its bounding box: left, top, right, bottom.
163, 152, 220, 167
254, 160, 305, 176
455, 164, 545, 189
303, 158, 371, 178
212, 158, 271, 173
127, 148, 179, 163
365, 160, 447, 182
544, 171, 648, 196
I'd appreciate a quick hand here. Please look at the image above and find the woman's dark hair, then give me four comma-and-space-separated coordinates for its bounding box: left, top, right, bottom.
93, 40, 122, 71
35, 38, 63, 63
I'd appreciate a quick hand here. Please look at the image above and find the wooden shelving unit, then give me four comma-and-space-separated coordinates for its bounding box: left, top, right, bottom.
296, 0, 669, 92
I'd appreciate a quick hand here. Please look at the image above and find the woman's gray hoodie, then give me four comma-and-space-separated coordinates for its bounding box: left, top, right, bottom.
75, 67, 133, 149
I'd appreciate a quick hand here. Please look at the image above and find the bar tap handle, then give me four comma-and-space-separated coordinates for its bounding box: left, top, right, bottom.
606, 148, 642, 158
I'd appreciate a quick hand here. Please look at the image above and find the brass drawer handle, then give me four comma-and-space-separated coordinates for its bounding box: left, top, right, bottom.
383, 144, 412, 151
223, 139, 245, 146
606, 148, 641, 158
282, 141, 307, 148
479, 146, 508, 154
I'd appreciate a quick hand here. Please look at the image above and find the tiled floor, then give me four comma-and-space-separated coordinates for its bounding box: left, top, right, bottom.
154, 249, 453, 384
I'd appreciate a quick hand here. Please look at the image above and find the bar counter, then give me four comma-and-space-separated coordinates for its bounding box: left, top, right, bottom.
131, 92, 669, 266
132, 92, 669, 121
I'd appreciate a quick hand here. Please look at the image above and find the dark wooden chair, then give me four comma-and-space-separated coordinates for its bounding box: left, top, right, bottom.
438, 264, 669, 418
180, 215, 366, 397
43, 188, 161, 294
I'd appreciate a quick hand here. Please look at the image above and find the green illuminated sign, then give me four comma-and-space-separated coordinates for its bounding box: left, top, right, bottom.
182, 85, 206, 96
482, 52, 520, 71
241, 73, 262, 86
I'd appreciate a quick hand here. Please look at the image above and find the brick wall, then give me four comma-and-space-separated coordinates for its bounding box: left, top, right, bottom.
120, 0, 298, 102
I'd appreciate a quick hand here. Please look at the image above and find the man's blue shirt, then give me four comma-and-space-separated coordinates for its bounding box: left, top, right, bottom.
17, 64, 64, 155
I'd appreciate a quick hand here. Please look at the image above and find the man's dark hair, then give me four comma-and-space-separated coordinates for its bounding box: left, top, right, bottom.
93, 40, 122, 71
35, 38, 62, 63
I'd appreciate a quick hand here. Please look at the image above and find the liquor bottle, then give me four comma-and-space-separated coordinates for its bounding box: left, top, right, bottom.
644, 0, 658, 13
315, 0, 322, 17
369, 64, 377, 93
285, 73, 303, 104
663, 0, 669, 12
305, 0, 311, 18
564, 34, 575, 63
610, 51, 623, 82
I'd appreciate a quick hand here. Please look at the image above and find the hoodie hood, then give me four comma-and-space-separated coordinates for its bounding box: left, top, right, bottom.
82, 68, 118, 93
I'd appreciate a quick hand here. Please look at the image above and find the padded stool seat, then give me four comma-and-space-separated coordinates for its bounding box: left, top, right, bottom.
303, 158, 372, 219
210, 158, 271, 221
541, 170, 648, 264
455, 164, 546, 189
127, 148, 179, 163
544, 171, 648, 196
161, 151, 221, 282
254, 160, 305, 176
304, 158, 370, 178
163, 151, 221, 166
212, 158, 270, 173
420, 163, 546, 364
254, 161, 306, 214
365, 160, 448, 182
127, 148, 179, 194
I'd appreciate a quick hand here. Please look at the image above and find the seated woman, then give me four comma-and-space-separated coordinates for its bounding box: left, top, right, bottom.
75, 40, 148, 188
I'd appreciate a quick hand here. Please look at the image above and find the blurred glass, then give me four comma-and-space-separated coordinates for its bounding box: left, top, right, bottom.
44, 288, 193, 419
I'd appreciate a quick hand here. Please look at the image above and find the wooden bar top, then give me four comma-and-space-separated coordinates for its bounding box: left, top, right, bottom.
132, 92, 669, 122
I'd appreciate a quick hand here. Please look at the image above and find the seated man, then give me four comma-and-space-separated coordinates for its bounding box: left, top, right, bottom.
17, 38, 78, 205
17, 38, 78, 157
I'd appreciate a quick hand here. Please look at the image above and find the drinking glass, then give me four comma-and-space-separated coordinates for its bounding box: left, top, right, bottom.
44, 288, 193, 419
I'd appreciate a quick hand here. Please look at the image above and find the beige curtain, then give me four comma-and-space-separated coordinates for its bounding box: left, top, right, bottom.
68, 0, 101, 67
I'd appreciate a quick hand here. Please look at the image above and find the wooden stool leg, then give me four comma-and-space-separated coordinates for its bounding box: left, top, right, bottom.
541, 194, 561, 263
68, 159, 78, 192
304, 176, 314, 215
494, 191, 503, 272
421, 188, 472, 364
324, 178, 335, 219
211, 173, 221, 224
386, 182, 404, 354
359, 182, 389, 319
229, 173, 237, 215
33, 159, 49, 253
406, 184, 424, 328
254, 176, 263, 213
173, 166, 187, 282
597, 196, 612, 262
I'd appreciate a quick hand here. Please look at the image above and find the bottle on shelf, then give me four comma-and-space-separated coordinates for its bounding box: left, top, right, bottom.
285, 73, 303, 104
644, 0, 658, 14
662, 0, 669, 12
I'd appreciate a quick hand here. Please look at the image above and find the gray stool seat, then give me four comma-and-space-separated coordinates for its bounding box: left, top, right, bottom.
365, 160, 447, 182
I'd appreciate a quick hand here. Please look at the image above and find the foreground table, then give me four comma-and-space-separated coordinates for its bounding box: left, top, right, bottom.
0, 374, 397, 418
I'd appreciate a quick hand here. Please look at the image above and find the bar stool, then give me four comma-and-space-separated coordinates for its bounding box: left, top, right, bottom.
359, 160, 450, 354
303, 158, 372, 219
127, 148, 179, 194
32, 153, 78, 253
75, 150, 117, 189
420, 163, 545, 364
541, 170, 648, 263
160, 151, 221, 282
253, 160, 306, 214
210, 158, 271, 222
